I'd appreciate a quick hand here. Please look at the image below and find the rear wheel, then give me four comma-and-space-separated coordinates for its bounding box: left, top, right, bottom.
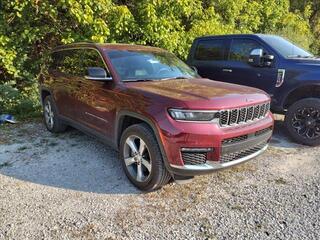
43, 96, 67, 133
120, 123, 171, 191
285, 98, 320, 146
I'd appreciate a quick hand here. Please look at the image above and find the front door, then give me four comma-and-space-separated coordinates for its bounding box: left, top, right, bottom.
220, 38, 278, 95
74, 48, 115, 136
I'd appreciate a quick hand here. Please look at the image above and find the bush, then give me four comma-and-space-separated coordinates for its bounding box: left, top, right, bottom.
0, 0, 317, 118
0, 83, 41, 119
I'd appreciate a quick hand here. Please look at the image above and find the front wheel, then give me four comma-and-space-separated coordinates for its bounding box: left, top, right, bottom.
119, 123, 171, 191
285, 98, 320, 146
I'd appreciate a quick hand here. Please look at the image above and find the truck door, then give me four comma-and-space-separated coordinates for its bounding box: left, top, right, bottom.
220, 38, 278, 95
188, 39, 231, 81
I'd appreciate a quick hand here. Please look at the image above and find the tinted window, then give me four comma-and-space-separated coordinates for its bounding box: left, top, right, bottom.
50, 50, 83, 76
229, 39, 263, 62
50, 49, 108, 77
105, 50, 197, 81
195, 40, 225, 61
81, 49, 109, 76
259, 35, 313, 58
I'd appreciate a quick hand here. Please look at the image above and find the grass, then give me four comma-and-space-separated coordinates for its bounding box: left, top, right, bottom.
274, 177, 288, 185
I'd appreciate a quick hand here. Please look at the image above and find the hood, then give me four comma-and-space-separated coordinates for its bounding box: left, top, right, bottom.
125, 78, 270, 109
288, 58, 320, 67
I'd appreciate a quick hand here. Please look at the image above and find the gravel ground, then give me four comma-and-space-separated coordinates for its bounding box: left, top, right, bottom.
0, 115, 319, 240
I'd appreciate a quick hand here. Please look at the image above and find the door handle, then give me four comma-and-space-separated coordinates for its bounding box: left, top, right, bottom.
222, 68, 233, 73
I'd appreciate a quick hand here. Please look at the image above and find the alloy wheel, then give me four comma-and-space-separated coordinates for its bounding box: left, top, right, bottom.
123, 135, 152, 182
292, 107, 320, 139
44, 101, 54, 129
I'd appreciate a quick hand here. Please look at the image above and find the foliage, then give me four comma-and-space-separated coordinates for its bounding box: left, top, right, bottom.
0, 0, 317, 117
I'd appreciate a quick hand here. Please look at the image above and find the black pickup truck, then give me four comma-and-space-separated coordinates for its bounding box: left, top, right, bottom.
187, 34, 320, 146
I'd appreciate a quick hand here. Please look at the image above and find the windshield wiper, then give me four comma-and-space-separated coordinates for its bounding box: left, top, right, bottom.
123, 79, 155, 82
159, 76, 192, 80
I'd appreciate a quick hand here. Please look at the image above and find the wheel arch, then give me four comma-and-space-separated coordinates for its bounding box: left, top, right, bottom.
40, 88, 53, 105
283, 84, 320, 110
115, 111, 172, 173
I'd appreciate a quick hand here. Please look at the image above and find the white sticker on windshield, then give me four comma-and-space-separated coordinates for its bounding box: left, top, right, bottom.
147, 59, 160, 64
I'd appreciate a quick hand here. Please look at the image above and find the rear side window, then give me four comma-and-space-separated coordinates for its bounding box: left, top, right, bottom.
194, 40, 225, 61
50, 49, 109, 77
50, 49, 83, 76
229, 39, 263, 62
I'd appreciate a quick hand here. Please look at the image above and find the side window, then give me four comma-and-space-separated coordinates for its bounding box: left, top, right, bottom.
81, 49, 110, 77
50, 51, 63, 72
229, 39, 264, 62
50, 50, 83, 76
194, 40, 225, 61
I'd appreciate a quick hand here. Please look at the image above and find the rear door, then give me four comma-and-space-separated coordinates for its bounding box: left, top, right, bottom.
49, 50, 82, 120
221, 38, 278, 94
188, 38, 231, 81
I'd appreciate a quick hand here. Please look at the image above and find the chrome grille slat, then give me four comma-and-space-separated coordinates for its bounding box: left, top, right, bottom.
219, 102, 270, 127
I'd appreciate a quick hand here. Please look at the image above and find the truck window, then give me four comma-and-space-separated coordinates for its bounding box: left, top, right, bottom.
194, 40, 225, 61
229, 39, 263, 62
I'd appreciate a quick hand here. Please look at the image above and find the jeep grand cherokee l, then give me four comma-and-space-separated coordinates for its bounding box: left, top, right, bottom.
39, 43, 274, 191
187, 34, 320, 146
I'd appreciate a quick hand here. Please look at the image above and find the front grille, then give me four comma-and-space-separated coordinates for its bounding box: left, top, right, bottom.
255, 126, 273, 136
222, 127, 272, 145
181, 152, 207, 165
220, 142, 267, 163
219, 102, 270, 127
222, 135, 248, 144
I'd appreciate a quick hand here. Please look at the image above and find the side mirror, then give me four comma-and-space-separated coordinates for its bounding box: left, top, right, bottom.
85, 67, 112, 81
263, 54, 274, 67
248, 49, 263, 67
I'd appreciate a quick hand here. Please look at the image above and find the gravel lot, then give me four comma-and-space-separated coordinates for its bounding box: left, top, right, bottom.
0, 115, 319, 239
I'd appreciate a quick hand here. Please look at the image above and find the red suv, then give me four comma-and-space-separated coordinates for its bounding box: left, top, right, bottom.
39, 43, 274, 191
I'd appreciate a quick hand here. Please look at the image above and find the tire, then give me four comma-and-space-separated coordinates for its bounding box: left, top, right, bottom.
43, 95, 67, 133
284, 98, 320, 146
119, 123, 171, 191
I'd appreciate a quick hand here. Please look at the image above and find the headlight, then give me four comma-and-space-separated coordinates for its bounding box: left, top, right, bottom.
168, 109, 219, 122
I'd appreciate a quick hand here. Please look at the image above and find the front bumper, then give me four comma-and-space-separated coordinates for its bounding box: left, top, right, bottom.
158, 112, 274, 176
170, 144, 268, 176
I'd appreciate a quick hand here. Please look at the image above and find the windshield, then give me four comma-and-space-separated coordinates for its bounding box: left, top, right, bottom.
259, 35, 314, 58
105, 49, 198, 81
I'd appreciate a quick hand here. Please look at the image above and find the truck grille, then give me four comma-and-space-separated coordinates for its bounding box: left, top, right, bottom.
220, 141, 267, 163
181, 152, 207, 165
219, 102, 270, 127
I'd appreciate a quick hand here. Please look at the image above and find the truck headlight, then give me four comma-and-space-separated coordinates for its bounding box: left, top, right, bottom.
168, 109, 219, 122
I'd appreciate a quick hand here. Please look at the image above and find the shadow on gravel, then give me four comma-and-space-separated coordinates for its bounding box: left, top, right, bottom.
0, 115, 305, 195
0, 127, 140, 195
270, 117, 304, 149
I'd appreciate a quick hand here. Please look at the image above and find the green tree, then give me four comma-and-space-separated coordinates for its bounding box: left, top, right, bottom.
0, 0, 315, 116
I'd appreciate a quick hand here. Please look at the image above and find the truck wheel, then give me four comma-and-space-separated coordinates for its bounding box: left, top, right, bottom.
43, 96, 67, 133
119, 123, 171, 191
285, 98, 320, 146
